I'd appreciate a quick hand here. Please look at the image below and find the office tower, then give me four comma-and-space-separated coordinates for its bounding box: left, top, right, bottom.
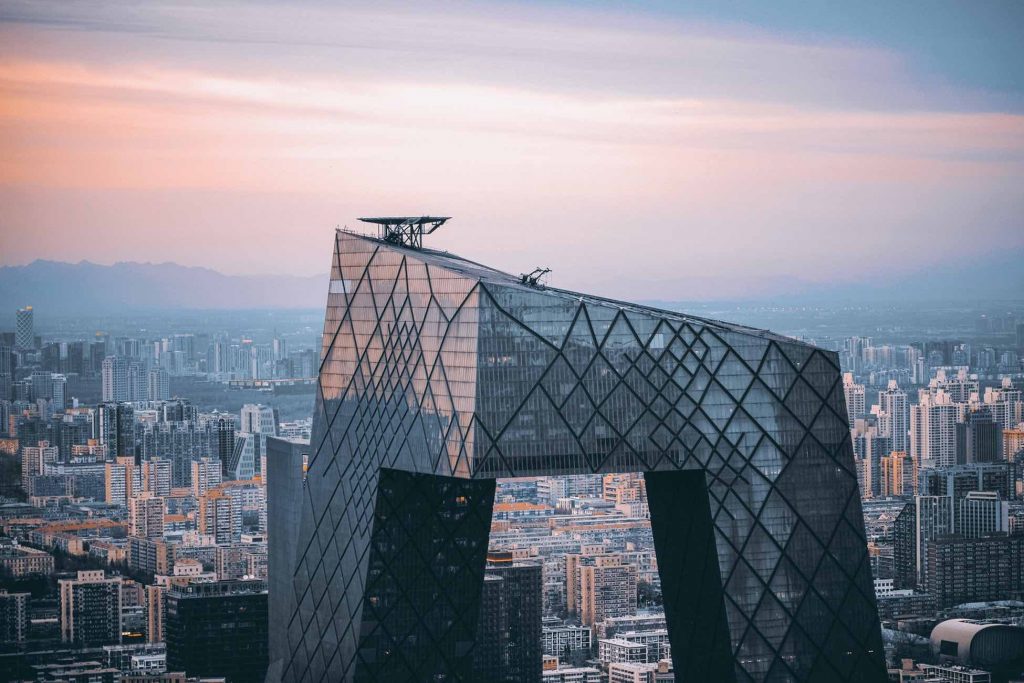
105, 456, 140, 505
51, 373, 66, 410
95, 402, 136, 459
192, 457, 223, 497
15, 306, 34, 350
207, 415, 236, 477
21, 440, 58, 490
233, 403, 277, 478
59, 570, 122, 646
199, 489, 238, 544
165, 579, 268, 682
147, 367, 170, 401
911, 390, 960, 469
878, 380, 909, 453
268, 227, 884, 682
30, 369, 53, 401
843, 372, 866, 425
241, 403, 278, 435
474, 558, 543, 682
957, 408, 999, 464
880, 451, 916, 497
141, 458, 172, 497
0, 589, 29, 644
227, 431, 261, 480
129, 492, 165, 540
102, 356, 129, 402
957, 491, 1009, 537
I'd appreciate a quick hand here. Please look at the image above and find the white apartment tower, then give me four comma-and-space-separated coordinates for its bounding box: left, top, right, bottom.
878, 380, 909, 453
910, 389, 961, 469
843, 373, 866, 426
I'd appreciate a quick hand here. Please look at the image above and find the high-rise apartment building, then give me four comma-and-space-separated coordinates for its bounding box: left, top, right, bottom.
570, 554, 639, 627
95, 402, 136, 459
146, 584, 166, 645
59, 570, 122, 646
15, 306, 34, 350
191, 457, 223, 497
21, 440, 58, 490
880, 451, 917, 497
843, 372, 866, 426
141, 458, 172, 497
102, 356, 129, 402
1005, 424, 1024, 462
912, 495, 955, 585
199, 489, 238, 544
0, 589, 29, 644
165, 579, 268, 682
129, 492, 165, 540
878, 380, 909, 453
147, 367, 170, 401
924, 534, 1024, 608
105, 456, 140, 506
982, 378, 1022, 432
473, 556, 543, 682
267, 226, 884, 682
911, 390, 961, 469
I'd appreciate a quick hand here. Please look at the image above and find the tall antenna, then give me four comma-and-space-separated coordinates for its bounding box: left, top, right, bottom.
357, 216, 451, 249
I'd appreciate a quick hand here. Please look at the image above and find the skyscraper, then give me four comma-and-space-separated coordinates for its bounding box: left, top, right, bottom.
15, 306, 34, 350
267, 226, 884, 682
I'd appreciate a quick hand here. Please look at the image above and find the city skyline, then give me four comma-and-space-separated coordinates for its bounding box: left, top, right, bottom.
2, 1, 1023, 300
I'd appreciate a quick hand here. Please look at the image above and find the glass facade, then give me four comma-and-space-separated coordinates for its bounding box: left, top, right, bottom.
268, 231, 885, 682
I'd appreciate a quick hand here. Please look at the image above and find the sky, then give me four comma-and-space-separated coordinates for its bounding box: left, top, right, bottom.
0, 0, 1022, 301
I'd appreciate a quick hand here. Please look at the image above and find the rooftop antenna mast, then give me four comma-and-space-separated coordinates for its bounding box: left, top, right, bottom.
357, 216, 451, 249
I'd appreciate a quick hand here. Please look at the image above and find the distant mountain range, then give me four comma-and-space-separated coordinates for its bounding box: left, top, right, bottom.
0, 260, 328, 315
0, 246, 1021, 317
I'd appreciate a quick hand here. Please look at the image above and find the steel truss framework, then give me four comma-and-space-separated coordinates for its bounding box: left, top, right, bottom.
268, 230, 886, 682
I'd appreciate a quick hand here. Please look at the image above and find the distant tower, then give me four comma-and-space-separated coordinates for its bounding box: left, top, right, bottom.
102, 356, 129, 402
147, 368, 170, 401
878, 380, 909, 453
843, 372, 866, 425
15, 307, 34, 350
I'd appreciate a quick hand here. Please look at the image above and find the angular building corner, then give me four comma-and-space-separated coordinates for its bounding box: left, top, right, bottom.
268, 228, 887, 682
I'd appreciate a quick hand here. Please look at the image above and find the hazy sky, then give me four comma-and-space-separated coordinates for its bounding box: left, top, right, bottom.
1, 0, 1022, 300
